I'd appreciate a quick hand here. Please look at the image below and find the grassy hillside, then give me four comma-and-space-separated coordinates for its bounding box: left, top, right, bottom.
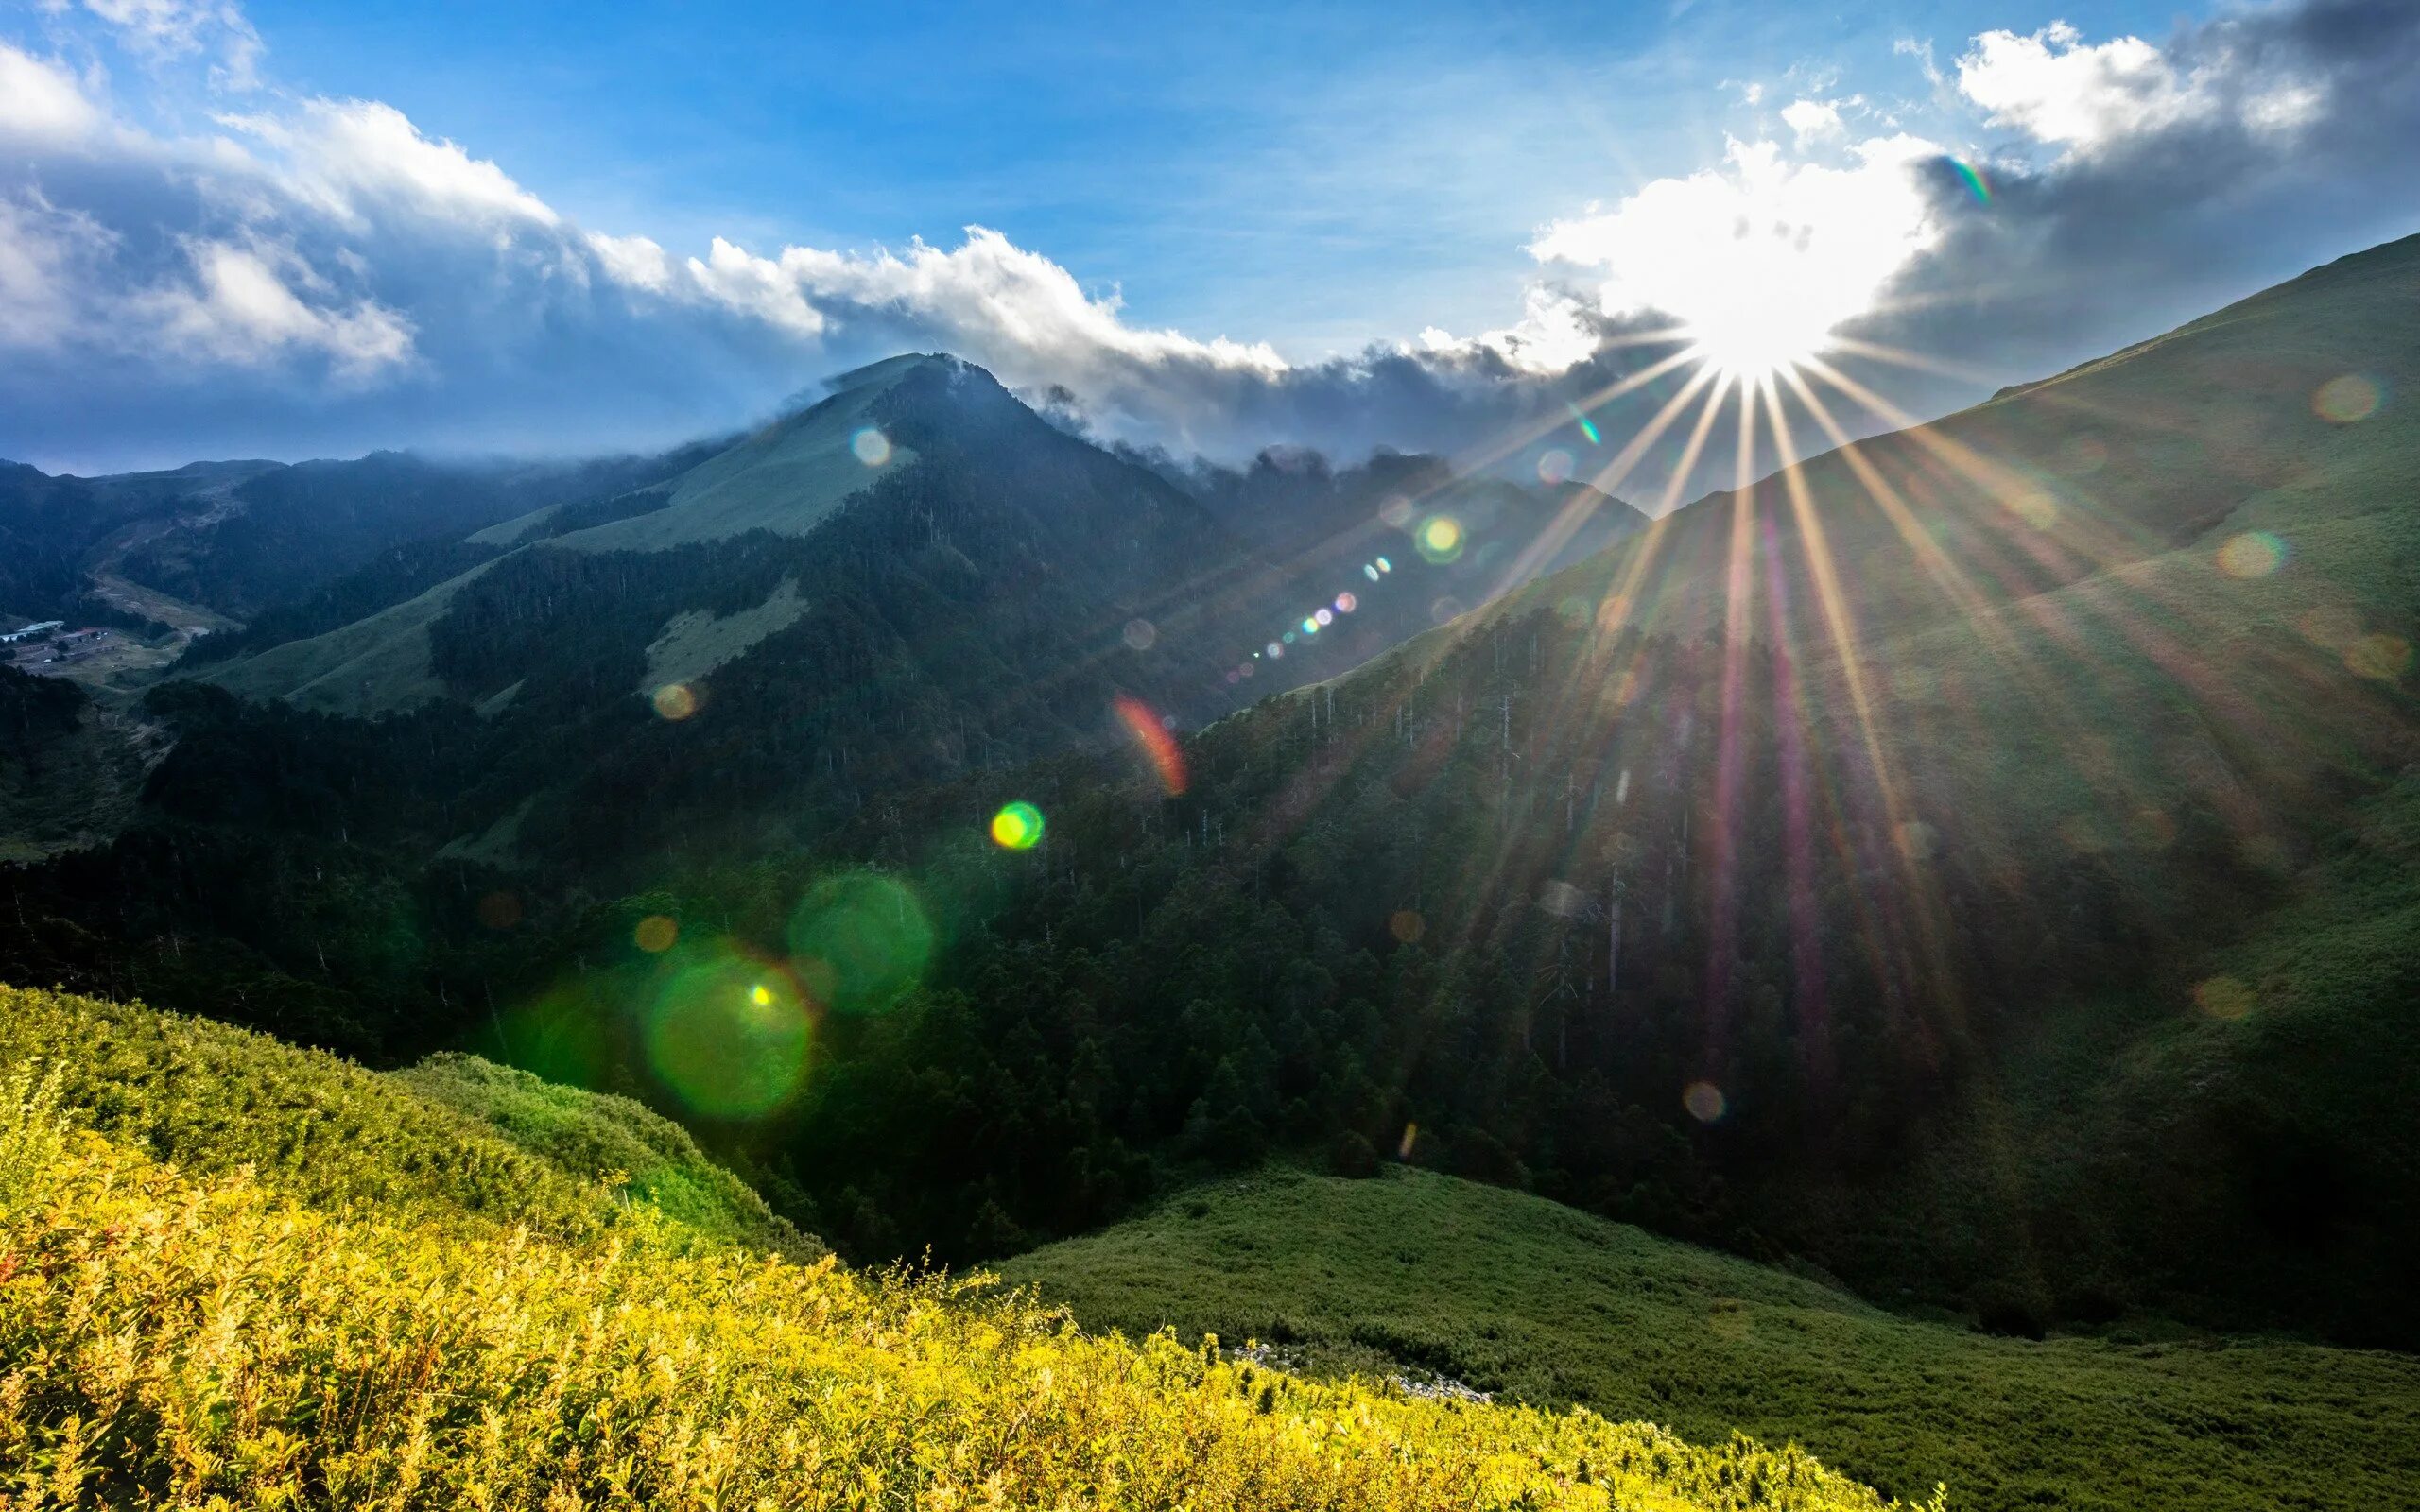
0, 983, 804, 1252
1006, 1167, 2420, 1512
0, 986, 1921, 1512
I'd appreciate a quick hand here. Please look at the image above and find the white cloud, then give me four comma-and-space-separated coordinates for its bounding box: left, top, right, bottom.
217, 99, 560, 228
1531, 133, 1942, 372
137, 235, 412, 376
0, 43, 104, 143
0, 191, 115, 346
1955, 19, 2326, 155
1781, 98, 1844, 144
71, 0, 262, 88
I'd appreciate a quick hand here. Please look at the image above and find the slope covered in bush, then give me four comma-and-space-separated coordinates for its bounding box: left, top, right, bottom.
1008, 1166, 2420, 1512
0, 990, 1922, 1511
0, 984, 804, 1252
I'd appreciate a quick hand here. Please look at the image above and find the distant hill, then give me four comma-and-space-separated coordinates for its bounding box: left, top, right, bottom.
0, 445, 714, 641
1007, 1165, 2420, 1512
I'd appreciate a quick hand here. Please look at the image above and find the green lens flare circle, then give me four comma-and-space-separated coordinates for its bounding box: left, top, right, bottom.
991, 800, 1046, 850
644, 954, 812, 1118
784, 871, 934, 1016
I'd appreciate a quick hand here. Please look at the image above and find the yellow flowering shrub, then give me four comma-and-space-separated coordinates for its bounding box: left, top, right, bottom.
0, 1022, 1937, 1510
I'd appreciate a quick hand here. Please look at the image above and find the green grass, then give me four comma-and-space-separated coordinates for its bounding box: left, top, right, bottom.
640, 574, 811, 691
196, 356, 925, 717
0, 982, 808, 1253
194, 559, 485, 716
1004, 1165, 2420, 1512
0, 987, 1928, 1510
553, 353, 919, 552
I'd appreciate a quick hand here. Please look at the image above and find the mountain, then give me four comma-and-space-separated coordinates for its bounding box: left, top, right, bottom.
532, 233, 2410, 1347
0, 446, 716, 643
5, 236, 2414, 1357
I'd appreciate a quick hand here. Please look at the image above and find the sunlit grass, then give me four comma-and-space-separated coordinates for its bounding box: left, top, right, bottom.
0, 988, 1929, 1511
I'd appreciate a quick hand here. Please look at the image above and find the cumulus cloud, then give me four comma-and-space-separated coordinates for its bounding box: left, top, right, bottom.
1955, 18, 2322, 153
0, 0, 2414, 502
1862, 0, 2420, 387
0, 43, 105, 144
1781, 98, 1845, 145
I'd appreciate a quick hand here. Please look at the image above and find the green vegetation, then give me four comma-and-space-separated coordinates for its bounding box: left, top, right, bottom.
0, 668, 146, 861
0, 983, 804, 1251
0, 988, 1921, 1511
0, 237, 2414, 1486
1006, 1166, 2420, 1512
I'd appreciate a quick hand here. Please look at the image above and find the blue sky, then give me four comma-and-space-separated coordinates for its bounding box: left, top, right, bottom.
236, 0, 2175, 353
2, 0, 2415, 481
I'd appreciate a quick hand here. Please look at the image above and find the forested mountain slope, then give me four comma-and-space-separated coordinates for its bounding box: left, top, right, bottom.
2, 238, 2411, 1370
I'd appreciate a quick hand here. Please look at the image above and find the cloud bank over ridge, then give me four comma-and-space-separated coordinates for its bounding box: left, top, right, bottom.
1, 0, 2415, 493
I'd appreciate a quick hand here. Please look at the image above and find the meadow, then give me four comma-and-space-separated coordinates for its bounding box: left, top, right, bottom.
1006, 1165, 2420, 1512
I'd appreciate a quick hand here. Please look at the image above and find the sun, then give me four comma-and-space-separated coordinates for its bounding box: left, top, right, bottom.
1676, 291, 1837, 381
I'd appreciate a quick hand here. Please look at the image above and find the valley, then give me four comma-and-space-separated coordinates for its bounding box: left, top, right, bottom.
2, 232, 2416, 1511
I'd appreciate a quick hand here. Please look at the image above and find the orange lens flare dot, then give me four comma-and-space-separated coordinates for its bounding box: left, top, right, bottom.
2194, 976, 2256, 1021
2216, 531, 2286, 578
633, 915, 680, 953
652, 683, 700, 720
1683, 1081, 1728, 1123
1113, 695, 1187, 796
2312, 374, 2381, 424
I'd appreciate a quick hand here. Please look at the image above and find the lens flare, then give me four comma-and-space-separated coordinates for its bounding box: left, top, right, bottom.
2216, 531, 2287, 578
851, 426, 893, 465
2313, 374, 2381, 424
1683, 1081, 1727, 1123
1335, 592, 1357, 613
1568, 404, 1603, 445
1114, 693, 1188, 796
476, 891, 521, 929
1378, 495, 1415, 529
1314, 607, 1334, 626
633, 915, 679, 953
1949, 156, 1993, 203
1375, 557, 1392, 574
651, 683, 700, 720
1122, 618, 1156, 651
645, 952, 813, 1118
2346, 633, 2414, 681
1265, 641, 1284, 659
1416, 516, 1464, 563
1389, 909, 1425, 944
1364, 563, 1380, 581
785, 872, 934, 1015
991, 800, 1046, 850
1301, 616, 1320, 635
1537, 448, 1574, 485
2195, 976, 2256, 1021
